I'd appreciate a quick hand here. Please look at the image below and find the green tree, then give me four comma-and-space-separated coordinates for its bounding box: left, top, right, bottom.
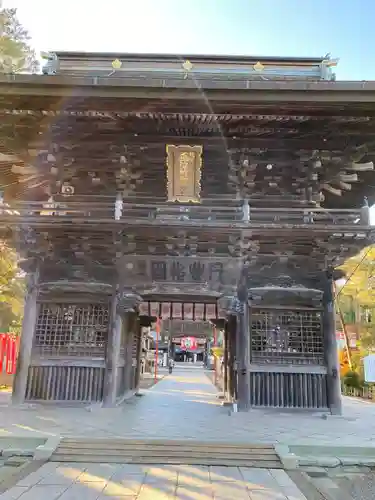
0, 243, 24, 332
0, 3, 36, 331
0, 3, 39, 73
338, 246, 375, 349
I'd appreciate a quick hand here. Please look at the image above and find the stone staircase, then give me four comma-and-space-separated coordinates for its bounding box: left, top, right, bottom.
51, 438, 282, 468
289, 469, 375, 500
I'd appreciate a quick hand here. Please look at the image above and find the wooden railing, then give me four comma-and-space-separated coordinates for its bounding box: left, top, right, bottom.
342, 385, 375, 401
0, 200, 369, 227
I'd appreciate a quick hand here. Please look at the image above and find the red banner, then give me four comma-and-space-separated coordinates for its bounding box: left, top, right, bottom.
0, 334, 6, 372
180, 336, 198, 351
0, 334, 19, 375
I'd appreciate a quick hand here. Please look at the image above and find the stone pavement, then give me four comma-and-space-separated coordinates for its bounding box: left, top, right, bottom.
0, 365, 375, 447
0, 461, 307, 499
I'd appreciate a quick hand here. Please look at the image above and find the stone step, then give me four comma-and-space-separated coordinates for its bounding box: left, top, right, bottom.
291, 471, 358, 500
57, 446, 275, 456
309, 476, 354, 500
61, 438, 275, 450
51, 454, 282, 468
55, 449, 277, 462
288, 471, 326, 500
51, 438, 282, 468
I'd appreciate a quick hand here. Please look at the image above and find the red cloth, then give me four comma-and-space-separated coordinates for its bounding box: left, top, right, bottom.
6, 337, 15, 374
0, 334, 6, 372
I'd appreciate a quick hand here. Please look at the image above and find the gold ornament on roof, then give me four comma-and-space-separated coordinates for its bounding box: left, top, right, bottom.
111, 59, 122, 69
182, 59, 193, 72
253, 61, 264, 71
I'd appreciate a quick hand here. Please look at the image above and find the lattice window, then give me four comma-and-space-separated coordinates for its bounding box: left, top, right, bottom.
251, 309, 324, 365
34, 303, 109, 357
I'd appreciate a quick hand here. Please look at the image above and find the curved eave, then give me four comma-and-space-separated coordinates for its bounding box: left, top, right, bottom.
53, 51, 329, 65
2, 74, 375, 100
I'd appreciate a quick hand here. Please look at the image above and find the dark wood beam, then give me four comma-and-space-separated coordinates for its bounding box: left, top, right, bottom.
1, 75, 375, 105
28, 135, 365, 151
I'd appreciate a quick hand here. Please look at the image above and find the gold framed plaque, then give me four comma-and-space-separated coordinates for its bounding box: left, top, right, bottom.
166, 145, 202, 203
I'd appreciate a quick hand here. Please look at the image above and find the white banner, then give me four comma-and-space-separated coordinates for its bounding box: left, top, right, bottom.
364, 354, 375, 382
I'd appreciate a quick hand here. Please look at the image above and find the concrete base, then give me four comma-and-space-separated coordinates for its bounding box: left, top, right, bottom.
275, 444, 375, 470
274, 444, 298, 470
115, 389, 138, 406
0, 437, 46, 451
33, 436, 61, 461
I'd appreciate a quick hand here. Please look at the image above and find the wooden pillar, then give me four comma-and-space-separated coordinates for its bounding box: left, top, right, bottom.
103, 289, 122, 407
228, 315, 237, 401
226, 321, 232, 401
124, 312, 135, 391
223, 321, 229, 398
323, 271, 342, 415
361, 201, 370, 226
236, 286, 251, 411
12, 270, 39, 405
134, 318, 142, 391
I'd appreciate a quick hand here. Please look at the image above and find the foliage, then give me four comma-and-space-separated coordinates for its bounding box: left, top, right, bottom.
350, 349, 366, 377
338, 246, 375, 306
211, 347, 223, 359
337, 246, 375, 349
0, 243, 24, 332
0, 4, 39, 73
343, 370, 364, 390
0, 3, 37, 331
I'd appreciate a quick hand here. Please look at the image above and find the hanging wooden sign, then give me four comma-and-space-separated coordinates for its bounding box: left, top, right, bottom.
150, 302, 159, 317
166, 145, 202, 203
161, 302, 171, 319
139, 302, 149, 315
205, 304, 216, 319
138, 301, 225, 320
194, 303, 205, 320
184, 303, 194, 320
172, 303, 183, 319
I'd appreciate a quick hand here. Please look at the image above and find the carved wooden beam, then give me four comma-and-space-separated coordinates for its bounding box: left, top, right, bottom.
350, 144, 368, 163
11, 164, 38, 175
340, 173, 358, 182
321, 183, 342, 196
348, 161, 374, 171
337, 181, 351, 191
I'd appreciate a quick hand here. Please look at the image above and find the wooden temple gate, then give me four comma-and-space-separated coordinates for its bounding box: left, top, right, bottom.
1, 51, 375, 414
25, 291, 230, 404
14, 263, 341, 411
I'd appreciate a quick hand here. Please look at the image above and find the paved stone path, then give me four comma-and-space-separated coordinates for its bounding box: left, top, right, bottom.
1, 365, 375, 447
0, 462, 307, 499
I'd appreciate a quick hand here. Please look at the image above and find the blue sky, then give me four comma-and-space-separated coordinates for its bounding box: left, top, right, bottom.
5, 0, 371, 80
